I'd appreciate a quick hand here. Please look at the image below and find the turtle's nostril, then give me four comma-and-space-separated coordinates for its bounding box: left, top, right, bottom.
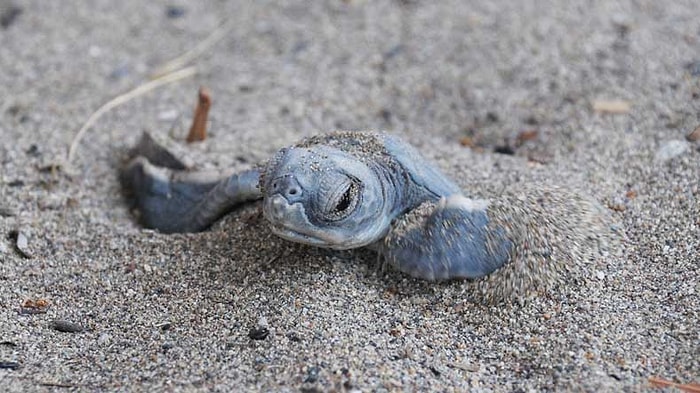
270, 175, 302, 201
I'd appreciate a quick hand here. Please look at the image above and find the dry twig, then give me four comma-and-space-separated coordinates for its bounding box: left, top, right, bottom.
186, 87, 212, 143
67, 66, 197, 166
649, 376, 700, 392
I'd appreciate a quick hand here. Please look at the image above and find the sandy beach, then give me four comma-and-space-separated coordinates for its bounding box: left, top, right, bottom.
1, 1, 698, 391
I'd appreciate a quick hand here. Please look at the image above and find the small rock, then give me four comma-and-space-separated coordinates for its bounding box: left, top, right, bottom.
286, 332, 302, 342
0, 361, 20, 370
158, 322, 172, 331
687, 125, 700, 142
516, 129, 539, 146
494, 145, 516, 155
10, 230, 32, 258
429, 365, 442, 377
685, 61, 700, 77
51, 320, 84, 333
161, 342, 174, 351
592, 99, 631, 114
655, 140, 691, 163
158, 109, 179, 121
0, 206, 16, 217
0, 4, 22, 29
596, 271, 605, 280
249, 316, 270, 340
459, 136, 475, 148
0, 242, 7, 254
109, 65, 131, 80
25, 144, 40, 157
248, 327, 269, 340
97, 333, 111, 345
304, 365, 321, 383
165, 5, 185, 18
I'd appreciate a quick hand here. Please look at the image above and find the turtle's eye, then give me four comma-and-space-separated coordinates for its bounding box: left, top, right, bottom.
322, 177, 360, 221
334, 183, 355, 213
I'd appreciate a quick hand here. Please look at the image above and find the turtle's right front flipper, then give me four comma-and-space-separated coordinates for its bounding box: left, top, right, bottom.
121, 131, 262, 233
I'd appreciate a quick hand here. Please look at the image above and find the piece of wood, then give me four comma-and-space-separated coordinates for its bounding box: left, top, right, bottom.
186, 87, 212, 143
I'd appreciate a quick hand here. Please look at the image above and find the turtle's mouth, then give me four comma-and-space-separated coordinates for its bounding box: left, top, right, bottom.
263, 195, 346, 248
268, 224, 331, 247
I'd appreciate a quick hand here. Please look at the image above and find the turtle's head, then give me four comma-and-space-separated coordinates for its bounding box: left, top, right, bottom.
261, 145, 390, 249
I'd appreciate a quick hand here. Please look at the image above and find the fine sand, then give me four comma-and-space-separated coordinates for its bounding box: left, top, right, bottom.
1, 1, 698, 391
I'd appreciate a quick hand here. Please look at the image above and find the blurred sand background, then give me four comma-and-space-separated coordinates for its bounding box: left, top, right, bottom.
0, 1, 698, 391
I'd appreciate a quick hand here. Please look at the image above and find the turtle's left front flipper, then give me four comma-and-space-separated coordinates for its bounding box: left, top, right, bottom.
121, 132, 262, 233
379, 195, 515, 280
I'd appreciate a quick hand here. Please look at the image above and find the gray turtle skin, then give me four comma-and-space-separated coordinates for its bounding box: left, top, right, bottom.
122, 131, 514, 280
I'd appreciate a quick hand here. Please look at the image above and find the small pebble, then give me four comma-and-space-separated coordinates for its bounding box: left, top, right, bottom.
25, 144, 40, 157
592, 99, 631, 114
686, 125, 700, 142
0, 361, 20, 370
12, 230, 32, 258
596, 271, 606, 280
304, 365, 321, 383
158, 109, 179, 121
248, 327, 269, 340
51, 319, 84, 333
655, 140, 691, 163
0, 4, 22, 29
0, 206, 16, 216
165, 5, 185, 18
685, 61, 700, 77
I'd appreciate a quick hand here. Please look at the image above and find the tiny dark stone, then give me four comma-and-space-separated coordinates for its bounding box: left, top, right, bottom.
165, 5, 185, 19
0, 361, 20, 370
609, 373, 622, 381
304, 365, 321, 383
379, 108, 392, 123
238, 85, 253, 92
0, 5, 22, 29
51, 319, 84, 333
7, 180, 24, 187
6, 104, 21, 116
0, 207, 16, 217
494, 145, 516, 155
109, 65, 131, 80
685, 61, 700, 77
161, 342, 174, 351
429, 365, 442, 377
25, 144, 40, 157
384, 44, 404, 60
159, 322, 172, 331
6, 230, 18, 241
0, 341, 17, 347
486, 111, 499, 123
291, 41, 308, 55
286, 331, 302, 342
524, 115, 539, 125
248, 327, 269, 340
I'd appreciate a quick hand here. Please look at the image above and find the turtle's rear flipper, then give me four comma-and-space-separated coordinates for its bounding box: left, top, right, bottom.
121, 132, 262, 233
129, 131, 196, 170
380, 195, 513, 280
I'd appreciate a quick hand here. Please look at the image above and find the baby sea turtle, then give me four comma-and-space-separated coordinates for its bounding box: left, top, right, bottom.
122, 130, 611, 297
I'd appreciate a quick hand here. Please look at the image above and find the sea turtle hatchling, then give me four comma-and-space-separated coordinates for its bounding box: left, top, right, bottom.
122, 130, 611, 296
